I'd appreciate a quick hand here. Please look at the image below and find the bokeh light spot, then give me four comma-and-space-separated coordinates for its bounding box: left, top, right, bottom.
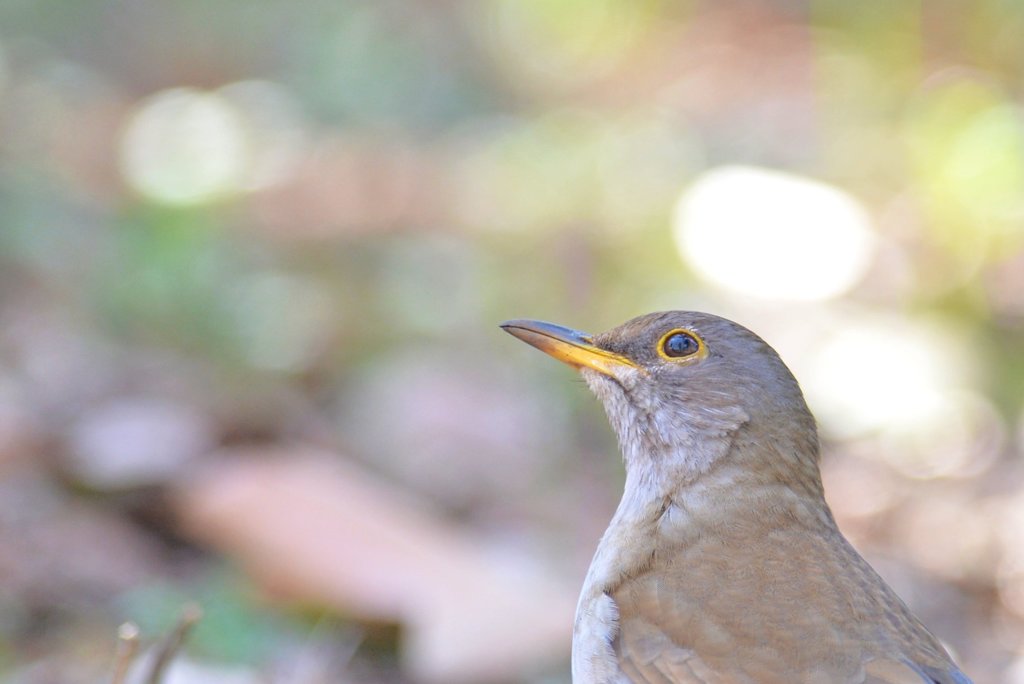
946, 105, 1024, 221
906, 78, 1024, 257
880, 390, 1004, 480
120, 88, 249, 205
120, 83, 305, 206
801, 315, 972, 443
672, 166, 876, 301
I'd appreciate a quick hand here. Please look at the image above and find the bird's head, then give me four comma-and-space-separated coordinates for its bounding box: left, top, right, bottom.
502, 312, 820, 489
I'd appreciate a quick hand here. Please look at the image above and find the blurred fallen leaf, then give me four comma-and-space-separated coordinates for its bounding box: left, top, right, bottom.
174, 446, 575, 683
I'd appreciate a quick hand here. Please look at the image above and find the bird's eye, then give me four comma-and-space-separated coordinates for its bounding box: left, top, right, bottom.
660, 331, 700, 358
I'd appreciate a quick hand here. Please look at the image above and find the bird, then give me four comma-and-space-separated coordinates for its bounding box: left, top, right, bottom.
500, 311, 972, 684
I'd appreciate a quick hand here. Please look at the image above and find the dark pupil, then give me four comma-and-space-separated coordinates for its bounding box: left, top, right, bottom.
664, 333, 697, 357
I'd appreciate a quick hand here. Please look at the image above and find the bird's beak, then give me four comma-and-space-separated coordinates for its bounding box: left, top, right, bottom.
500, 319, 639, 377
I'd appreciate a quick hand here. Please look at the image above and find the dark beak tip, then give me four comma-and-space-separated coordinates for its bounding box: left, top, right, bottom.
499, 319, 539, 335
499, 319, 591, 345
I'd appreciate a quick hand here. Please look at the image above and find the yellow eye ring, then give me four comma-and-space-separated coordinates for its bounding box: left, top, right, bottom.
657, 329, 707, 362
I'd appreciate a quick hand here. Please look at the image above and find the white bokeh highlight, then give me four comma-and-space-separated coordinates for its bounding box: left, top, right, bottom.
804, 319, 950, 437
794, 312, 1000, 479
119, 82, 304, 205
120, 88, 249, 204
673, 166, 876, 301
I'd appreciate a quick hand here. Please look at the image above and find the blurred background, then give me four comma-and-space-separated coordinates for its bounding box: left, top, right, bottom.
1, 0, 1023, 682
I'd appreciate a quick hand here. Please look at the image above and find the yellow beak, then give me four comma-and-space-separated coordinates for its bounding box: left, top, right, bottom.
500, 319, 639, 377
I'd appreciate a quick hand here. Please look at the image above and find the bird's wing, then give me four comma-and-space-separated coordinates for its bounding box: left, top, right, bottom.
615, 622, 971, 684
610, 569, 742, 684
613, 615, 725, 684
610, 555, 973, 684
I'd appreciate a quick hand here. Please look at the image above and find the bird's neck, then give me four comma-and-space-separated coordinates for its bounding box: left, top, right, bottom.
613, 430, 834, 542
